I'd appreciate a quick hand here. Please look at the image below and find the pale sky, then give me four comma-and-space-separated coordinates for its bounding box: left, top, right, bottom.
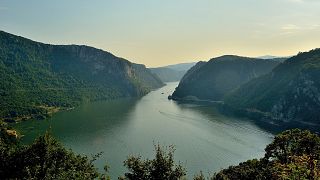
1, 0, 320, 67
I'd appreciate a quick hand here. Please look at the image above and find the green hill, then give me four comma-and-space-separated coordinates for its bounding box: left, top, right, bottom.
225, 49, 320, 125
171, 55, 280, 101
0, 31, 164, 122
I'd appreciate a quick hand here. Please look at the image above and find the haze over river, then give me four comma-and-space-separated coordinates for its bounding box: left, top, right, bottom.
16, 82, 274, 178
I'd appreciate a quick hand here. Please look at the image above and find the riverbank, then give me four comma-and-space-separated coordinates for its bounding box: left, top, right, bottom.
169, 94, 320, 134
1, 106, 72, 123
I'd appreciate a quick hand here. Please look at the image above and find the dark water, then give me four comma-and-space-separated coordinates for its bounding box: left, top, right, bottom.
15, 82, 274, 178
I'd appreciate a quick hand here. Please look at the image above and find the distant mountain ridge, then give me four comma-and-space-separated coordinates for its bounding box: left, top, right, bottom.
0, 30, 164, 121
149, 67, 185, 82
256, 55, 289, 63
149, 62, 197, 82
257, 55, 280, 59
162, 62, 197, 71
171, 55, 280, 101
257, 55, 290, 59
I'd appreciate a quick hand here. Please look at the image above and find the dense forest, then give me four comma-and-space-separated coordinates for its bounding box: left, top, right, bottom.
1, 121, 319, 179
225, 49, 320, 126
0, 31, 164, 122
172, 56, 281, 101
171, 49, 320, 128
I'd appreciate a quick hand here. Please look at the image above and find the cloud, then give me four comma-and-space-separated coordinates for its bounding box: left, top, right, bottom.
281, 24, 320, 31
252, 23, 319, 39
310, 24, 320, 29
279, 23, 320, 37
281, 24, 301, 30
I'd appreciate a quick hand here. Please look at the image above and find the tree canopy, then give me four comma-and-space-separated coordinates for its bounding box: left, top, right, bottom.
213, 129, 320, 180
120, 144, 186, 180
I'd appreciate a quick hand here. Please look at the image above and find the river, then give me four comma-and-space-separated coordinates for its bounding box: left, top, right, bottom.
15, 82, 274, 178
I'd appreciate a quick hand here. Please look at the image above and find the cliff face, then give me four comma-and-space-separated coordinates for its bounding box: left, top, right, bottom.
172, 56, 280, 101
50, 45, 164, 95
225, 49, 320, 125
0, 31, 164, 120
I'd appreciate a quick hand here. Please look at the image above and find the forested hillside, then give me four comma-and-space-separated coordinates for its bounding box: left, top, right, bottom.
171, 56, 280, 101
0, 31, 164, 121
225, 49, 320, 125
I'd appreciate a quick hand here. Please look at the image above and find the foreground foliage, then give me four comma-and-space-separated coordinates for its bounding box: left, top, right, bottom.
213, 129, 320, 180
120, 145, 186, 180
1, 121, 319, 180
0, 122, 184, 180
0, 127, 100, 179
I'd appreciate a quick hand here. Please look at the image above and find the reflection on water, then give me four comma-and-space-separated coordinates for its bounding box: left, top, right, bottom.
15, 82, 274, 178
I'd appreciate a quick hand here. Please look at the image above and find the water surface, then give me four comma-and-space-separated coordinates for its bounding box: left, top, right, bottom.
16, 82, 274, 178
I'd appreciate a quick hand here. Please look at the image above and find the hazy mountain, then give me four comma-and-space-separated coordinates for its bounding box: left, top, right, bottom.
149, 62, 197, 82
225, 49, 320, 125
171, 55, 280, 101
149, 68, 185, 82
162, 62, 197, 71
0, 31, 164, 121
257, 55, 281, 59
257, 55, 290, 62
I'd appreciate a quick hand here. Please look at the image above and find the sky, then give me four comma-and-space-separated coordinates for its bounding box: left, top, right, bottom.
1, 0, 320, 67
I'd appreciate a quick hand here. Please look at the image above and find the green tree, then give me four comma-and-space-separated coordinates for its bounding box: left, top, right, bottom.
264, 129, 320, 163
121, 144, 186, 180
0, 130, 100, 179
212, 129, 320, 180
212, 159, 271, 180
271, 155, 320, 179
193, 171, 213, 180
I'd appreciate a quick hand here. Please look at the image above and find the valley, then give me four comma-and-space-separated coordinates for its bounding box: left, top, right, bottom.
1, 27, 320, 179
14, 82, 274, 179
